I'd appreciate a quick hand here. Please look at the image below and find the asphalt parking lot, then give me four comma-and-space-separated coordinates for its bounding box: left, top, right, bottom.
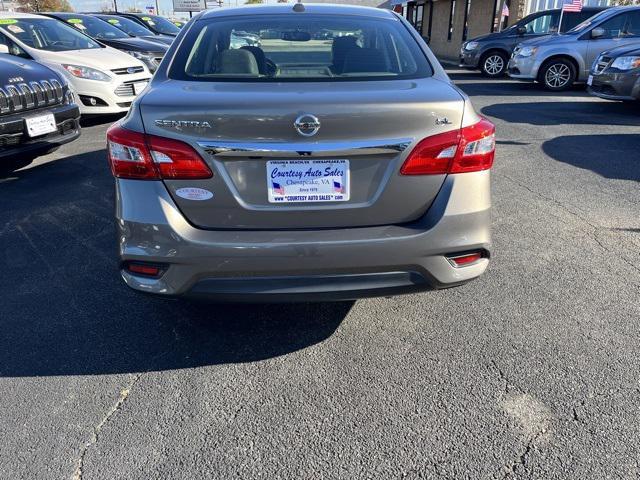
1, 70, 639, 480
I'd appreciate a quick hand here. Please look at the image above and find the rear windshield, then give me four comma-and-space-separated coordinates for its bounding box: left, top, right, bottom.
170, 14, 432, 82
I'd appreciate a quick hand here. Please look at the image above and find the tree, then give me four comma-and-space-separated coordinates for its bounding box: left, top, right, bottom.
16, 0, 74, 12
244, 0, 263, 4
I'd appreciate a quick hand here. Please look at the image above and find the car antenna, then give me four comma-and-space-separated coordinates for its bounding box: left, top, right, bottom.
293, 0, 305, 13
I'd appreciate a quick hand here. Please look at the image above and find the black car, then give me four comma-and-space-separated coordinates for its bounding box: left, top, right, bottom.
108, 13, 181, 38
588, 44, 640, 102
0, 54, 80, 172
41, 13, 167, 73
92, 14, 174, 46
460, 7, 607, 77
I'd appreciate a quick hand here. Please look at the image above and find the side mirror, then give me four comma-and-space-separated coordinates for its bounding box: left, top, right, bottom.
0, 44, 9, 54
422, 35, 430, 44
516, 26, 527, 35
591, 27, 605, 39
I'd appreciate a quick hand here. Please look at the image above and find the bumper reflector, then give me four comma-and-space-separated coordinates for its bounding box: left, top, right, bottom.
125, 262, 165, 277
447, 252, 483, 267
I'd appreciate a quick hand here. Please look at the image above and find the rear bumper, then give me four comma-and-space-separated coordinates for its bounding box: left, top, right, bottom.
0, 103, 81, 160
116, 170, 491, 301
587, 71, 640, 101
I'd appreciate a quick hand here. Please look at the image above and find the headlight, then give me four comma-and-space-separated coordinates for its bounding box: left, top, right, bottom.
125, 51, 158, 72
517, 46, 538, 58
63, 64, 111, 82
610, 56, 640, 71
464, 41, 479, 51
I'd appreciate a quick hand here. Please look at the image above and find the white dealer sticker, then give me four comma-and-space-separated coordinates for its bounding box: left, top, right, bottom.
175, 187, 213, 201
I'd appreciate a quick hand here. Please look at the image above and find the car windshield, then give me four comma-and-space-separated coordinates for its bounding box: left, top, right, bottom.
566, 10, 610, 33
0, 17, 101, 51
173, 14, 432, 82
60, 15, 129, 40
100, 15, 155, 36
138, 15, 180, 35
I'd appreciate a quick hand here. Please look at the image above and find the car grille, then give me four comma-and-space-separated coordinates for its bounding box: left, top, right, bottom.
594, 56, 612, 74
111, 66, 145, 75
0, 79, 64, 115
114, 79, 150, 97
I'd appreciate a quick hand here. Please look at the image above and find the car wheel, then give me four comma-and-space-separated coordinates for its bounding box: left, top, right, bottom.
481, 52, 507, 77
540, 59, 576, 91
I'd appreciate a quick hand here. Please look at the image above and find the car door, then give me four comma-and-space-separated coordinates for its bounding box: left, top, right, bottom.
586, 13, 631, 69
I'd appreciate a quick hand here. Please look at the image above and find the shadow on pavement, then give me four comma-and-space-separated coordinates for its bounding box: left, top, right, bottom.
80, 113, 125, 128
481, 101, 640, 126
542, 134, 640, 182
0, 149, 352, 378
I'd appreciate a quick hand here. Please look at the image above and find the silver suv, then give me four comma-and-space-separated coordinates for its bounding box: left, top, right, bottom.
107, 4, 495, 302
508, 6, 640, 91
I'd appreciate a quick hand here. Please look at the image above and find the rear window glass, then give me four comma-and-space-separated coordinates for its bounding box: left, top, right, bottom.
170, 14, 432, 82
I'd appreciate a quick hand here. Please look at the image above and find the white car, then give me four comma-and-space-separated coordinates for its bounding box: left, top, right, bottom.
0, 12, 151, 115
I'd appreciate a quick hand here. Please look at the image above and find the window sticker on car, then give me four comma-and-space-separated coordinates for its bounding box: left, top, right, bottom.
68, 18, 83, 23
108, 19, 119, 24
142, 16, 152, 20
7, 25, 24, 33
0, 19, 17, 24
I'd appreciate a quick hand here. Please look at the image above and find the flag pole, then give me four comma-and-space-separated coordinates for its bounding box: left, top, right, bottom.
558, 4, 564, 34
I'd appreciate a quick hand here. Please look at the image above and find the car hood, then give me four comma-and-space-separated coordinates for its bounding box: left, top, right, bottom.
99, 36, 168, 53
517, 33, 574, 47
602, 43, 640, 58
468, 31, 507, 43
0, 55, 62, 83
32, 46, 146, 70
142, 35, 173, 46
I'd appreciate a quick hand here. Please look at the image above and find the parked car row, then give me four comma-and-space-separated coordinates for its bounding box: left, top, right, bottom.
461, 5, 640, 103
0, 11, 188, 171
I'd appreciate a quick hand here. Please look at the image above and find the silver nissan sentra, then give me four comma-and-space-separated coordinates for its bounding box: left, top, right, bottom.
107, 3, 495, 302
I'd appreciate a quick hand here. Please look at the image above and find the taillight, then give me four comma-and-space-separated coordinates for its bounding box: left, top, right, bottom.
400, 118, 495, 175
106, 125, 213, 180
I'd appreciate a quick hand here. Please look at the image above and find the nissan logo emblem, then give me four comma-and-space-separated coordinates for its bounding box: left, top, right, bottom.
294, 114, 320, 137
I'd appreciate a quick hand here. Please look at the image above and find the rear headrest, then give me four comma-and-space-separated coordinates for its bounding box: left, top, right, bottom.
331, 36, 359, 74
216, 49, 259, 75
342, 48, 387, 74
241, 46, 266, 74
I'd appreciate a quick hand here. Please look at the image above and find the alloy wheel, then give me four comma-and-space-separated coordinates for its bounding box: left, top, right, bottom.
545, 63, 571, 89
484, 55, 505, 76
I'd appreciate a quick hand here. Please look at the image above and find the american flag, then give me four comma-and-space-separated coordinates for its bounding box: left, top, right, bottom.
333, 181, 344, 193
562, 0, 582, 12
272, 182, 285, 195
502, 3, 509, 16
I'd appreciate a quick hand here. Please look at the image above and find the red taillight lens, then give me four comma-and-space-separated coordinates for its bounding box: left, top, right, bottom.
106, 125, 213, 180
400, 118, 495, 176
125, 262, 165, 277
448, 252, 482, 267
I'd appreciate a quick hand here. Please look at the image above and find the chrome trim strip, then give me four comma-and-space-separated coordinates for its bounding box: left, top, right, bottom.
197, 138, 413, 158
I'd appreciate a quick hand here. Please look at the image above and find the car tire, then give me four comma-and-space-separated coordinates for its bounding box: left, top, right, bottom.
480, 51, 508, 77
540, 58, 576, 91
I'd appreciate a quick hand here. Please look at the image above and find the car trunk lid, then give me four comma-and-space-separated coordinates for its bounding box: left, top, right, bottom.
140, 78, 465, 229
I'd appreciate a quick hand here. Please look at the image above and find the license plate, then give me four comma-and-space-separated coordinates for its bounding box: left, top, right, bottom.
133, 81, 148, 95
266, 159, 350, 203
587, 75, 593, 86
25, 113, 57, 138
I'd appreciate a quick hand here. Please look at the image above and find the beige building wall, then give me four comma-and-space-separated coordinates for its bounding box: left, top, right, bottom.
415, 0, 527, 61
